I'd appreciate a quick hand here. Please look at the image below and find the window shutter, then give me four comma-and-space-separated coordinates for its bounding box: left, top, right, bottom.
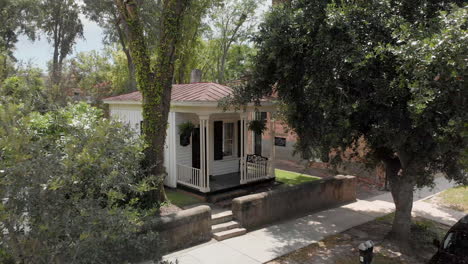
214, 121, 223, 160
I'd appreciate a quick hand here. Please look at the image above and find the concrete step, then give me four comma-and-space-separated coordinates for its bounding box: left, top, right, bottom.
215, 199, 233, 209
213, 227, 247, 241
211, 220, 240, 233
211, 210, 233, 225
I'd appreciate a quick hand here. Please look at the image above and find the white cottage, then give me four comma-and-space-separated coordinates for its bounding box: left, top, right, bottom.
103, 79, 277, 194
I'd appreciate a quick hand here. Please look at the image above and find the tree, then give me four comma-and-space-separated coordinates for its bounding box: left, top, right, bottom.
84, 0, 216, 88
0, 102, 161, 263
205, 0, 261, 83
237, 0, 467, 244
107, 46, 135, 95
0, 53, 15, 82
82, 0, 139, 91
62, 50, 113, 100
0, 0, 39, 80
114, 0, 192, 204
0, 65, 48, 113
173, 0, 216, 84
39, 0, 83, 87
194, 40, 256, 83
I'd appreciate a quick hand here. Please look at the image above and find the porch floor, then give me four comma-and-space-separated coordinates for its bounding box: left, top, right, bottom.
210, 172, 241, 192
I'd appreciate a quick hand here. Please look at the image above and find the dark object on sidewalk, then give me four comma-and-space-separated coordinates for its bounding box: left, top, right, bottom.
358, 240, 374, 264
429, 214, 468, 264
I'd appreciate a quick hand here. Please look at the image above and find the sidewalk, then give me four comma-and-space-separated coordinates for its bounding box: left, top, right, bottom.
163, 177, 462, 264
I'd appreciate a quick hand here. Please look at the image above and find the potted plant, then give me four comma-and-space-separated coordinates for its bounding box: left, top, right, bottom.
178, 121, 195, 146
248, 119, 267, 135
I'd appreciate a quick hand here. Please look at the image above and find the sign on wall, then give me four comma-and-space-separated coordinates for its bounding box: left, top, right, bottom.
274, 137, 286, 147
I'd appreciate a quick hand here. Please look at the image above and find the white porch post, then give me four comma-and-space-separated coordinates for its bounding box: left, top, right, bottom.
199, 115, 210, 192
240, 112, 248, 184
269, 113, 276, 178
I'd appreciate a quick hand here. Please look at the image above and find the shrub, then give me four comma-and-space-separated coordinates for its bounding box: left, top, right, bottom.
0, 102, 162, 263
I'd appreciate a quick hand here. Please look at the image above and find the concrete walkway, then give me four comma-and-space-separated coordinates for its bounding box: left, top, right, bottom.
163, 177, 463, 264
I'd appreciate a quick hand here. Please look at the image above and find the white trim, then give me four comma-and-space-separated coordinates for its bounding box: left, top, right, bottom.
103, 100, 142, 105
170, 112, 177, 187
104, 100, 276, 108
171, 101, 276, 107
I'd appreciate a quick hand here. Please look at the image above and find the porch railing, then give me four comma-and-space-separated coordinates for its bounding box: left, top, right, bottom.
177, 164, 203, 191
242, 159, 270, 184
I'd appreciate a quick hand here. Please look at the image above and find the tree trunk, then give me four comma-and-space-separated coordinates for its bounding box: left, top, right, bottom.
124, 49, 137, 92
114, 15, 137, 92
115, 0, 190, 205
51, 43, 60, 86
384, 157, 414, 244
1, 52, 8, 81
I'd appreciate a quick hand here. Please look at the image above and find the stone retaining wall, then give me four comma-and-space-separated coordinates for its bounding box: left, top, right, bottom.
149, 205, 211, 254
232, 175, 356, 230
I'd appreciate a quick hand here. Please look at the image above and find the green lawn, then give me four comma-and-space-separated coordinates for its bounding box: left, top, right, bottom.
275, 169, 320, 185
438, 185, 468, 213
166, 189, 203, 208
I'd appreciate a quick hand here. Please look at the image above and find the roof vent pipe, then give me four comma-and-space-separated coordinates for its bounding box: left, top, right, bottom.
190, 69, 202, 83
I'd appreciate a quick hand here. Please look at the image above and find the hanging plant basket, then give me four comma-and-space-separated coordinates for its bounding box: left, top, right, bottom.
248, 119, 267, 135
178, 121, 195, 146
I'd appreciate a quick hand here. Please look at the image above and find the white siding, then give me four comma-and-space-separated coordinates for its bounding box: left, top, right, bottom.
109, 104, 143, 133
108, 104, 177, 187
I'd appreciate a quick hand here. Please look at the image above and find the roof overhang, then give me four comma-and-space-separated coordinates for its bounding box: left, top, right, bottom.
104, 99, 277, 113
103, 100, 141, 105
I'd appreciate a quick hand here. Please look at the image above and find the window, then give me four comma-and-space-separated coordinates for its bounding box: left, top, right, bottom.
223, 122, 234, 156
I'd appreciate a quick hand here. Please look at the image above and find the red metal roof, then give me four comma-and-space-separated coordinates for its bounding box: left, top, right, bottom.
103, 82, 233, 103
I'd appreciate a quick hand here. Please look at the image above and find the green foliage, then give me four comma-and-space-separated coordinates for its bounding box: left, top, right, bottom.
0, 0, 39, 79
39, 0, 83, 86
0, 53, 15, 81
196, 0, 261, 83
196, 40, 257, 83
0, 66, 48, 113
238, 0, 467, 240
0, 102, 162, 263
242, 0, 467, 185
178, 121, 195, 136
248, 119, 267, 134
108, 47, 135, 94
69, 50, 112, 97
178, 121, 195, 146
60, 49, 115, 102
0, 0, 38, 53
173, 0, 217, 84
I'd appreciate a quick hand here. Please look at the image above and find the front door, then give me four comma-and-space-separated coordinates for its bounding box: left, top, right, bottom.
192, 127, 200, 169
